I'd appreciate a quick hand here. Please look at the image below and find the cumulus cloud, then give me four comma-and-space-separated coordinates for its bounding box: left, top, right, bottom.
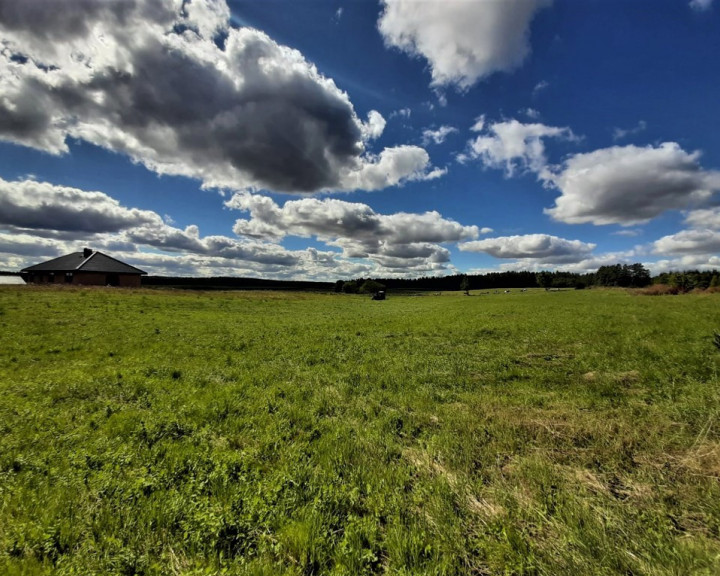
0, 177, 319, 270
684, 207, 720, 230
648, 207, 720, 267
377, 0, 551, 89
649, 254, 720, 273
0, 232, 64, 259
0, 0, 434, 193
227, 192, 479, 270
0, 174, 479, 278
653, 229, 720, 256
545, 143, 720, 225
0, 179, 475, 277
341, 146, 442, 191
459, 233, 595, 264
0, 177, 161, 233
422, 125, 458, 145
484, 250, 641, 274
126, 223, 302, 266
362, 110, 387, 141
463, 118, 576, 176
1, 228, 364, 280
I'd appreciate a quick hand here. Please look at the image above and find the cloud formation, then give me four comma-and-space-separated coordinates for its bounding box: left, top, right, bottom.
650, 206, 720, 262
377, 0, 550, 89
653, 229, 720, 255
684, 207, 720, 230
0, 174, 485, 277
690, 0, 714, 11
228, 193, 479, 271
461, 118, 576, 176
612, 120, 647, 141
545, 143, 720, 225
0, 177, 315, 267
0, 0, 435, 193
459, 233, 595, 264
0, 177, 161, 233
422, 125, 458, 145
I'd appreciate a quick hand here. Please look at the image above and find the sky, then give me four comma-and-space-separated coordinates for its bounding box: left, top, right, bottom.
1, 0, 720, 280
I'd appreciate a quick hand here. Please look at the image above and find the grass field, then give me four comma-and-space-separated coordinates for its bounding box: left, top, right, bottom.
1, 286, 719, 575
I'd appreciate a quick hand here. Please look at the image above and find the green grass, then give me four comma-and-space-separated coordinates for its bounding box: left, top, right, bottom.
1, 286, 719, 575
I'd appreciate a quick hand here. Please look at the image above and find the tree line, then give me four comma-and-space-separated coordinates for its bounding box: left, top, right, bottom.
336, 264, 720, 293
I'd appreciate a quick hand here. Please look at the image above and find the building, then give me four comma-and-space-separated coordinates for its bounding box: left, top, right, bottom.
21, 248, 147, 287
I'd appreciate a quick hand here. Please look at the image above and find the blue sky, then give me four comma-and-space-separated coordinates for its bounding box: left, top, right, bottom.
1, 0, 719, 279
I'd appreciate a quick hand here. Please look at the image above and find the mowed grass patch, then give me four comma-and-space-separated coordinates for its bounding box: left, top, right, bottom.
0, 286, 719, 575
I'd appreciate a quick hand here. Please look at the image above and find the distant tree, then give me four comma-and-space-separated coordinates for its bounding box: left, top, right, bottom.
629, 263, 651, 287
342, 281, 359, 294
536, 271, 553, 289
669, 273, 692, 293
594, 263, 649, 287
710, 274, 720, 288
359, 279, 386, 294
334, 280, 345, 293
460, 275, 470, 295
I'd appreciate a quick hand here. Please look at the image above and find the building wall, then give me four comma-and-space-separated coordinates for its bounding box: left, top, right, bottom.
119, 274, 142, 287
72, 272, 142, 287
26, 272, 142, 287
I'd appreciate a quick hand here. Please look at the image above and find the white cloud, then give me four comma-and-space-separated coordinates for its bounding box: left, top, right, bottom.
470, 116, 486, 132
362, 110, 387, 141
340, 146, 443, 191
422, 125, 458, 145
612, 120, 647, 141
690, 0, 713, 11
389, 108, 411, 119
521, 108, 541, 120
478, 249, 641, 274
228, 192, 479, 272
459, 234, 595, 263
653, 229, 720, 256
0, 0, 431, 194
0, 177, 161, 233
377, 0, 551, 89
545, 143, 720, 225
612, 229, 643, 237
0, 177, 341, 274
532, 80, 549, 95
647, 207, 720, 270
0, 232, 64, 259
464, 119, 576, 176
684, 207, 720, 230
649, 254, 720, 273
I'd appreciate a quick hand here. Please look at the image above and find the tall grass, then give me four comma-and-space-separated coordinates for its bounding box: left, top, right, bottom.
0, 286, 719, 574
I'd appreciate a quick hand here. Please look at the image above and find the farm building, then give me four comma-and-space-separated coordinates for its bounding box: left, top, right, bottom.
21, 248, 146, 287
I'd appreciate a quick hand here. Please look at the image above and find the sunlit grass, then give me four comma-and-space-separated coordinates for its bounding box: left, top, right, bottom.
1, 286, 719, 574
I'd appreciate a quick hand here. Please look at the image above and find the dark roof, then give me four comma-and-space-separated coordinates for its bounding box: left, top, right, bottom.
21, 251, 146, 275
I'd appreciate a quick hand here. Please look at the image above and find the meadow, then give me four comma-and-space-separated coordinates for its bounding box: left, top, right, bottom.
0, 285, 719, 575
